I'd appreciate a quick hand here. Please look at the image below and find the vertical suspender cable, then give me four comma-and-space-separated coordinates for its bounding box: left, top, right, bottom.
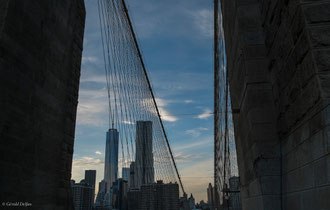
120, 0, 185, 195
214, 0, 220, 209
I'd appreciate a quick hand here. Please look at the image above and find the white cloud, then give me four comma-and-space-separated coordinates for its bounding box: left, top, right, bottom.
155, 98, 167, 107
191, 9, 213, 38
185, 127, 209, 137
95, 151, 102, 155
159, 107, 178, 122
155, 98, 178, 122
122, 120, 134, 125
82, 56, 98, 64
196, 109, 213, 119
184, 100, 193, 104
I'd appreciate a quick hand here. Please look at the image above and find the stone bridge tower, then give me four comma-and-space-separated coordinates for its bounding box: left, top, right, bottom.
0, 0, 85, 209
222, 0, 330, 209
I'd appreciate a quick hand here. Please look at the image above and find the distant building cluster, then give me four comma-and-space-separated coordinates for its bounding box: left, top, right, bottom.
187, 180, 242, 210
180, 193, 196, 210
72, 121, 182, 210
198, 178, 241, 210
128, 180, 179, 210
71, 170, 96, 210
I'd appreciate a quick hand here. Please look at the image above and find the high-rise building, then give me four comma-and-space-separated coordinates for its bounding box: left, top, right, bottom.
134, 121, 154, 188
94, 180, 107, 208
85, 170, 96, 188
85, 170, 96, 202
122, 167, 130, 186
111, 178, 128, 210
207, 183, 214, 207
95, 129, 119, 209
71, 180, 94, 210
129, 162, 136, 189
104, 128, 119, 191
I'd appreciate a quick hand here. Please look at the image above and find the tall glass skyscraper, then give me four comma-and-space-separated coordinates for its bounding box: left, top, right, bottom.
134, 121, 154, 188
122, 167, 130, 185
104, 128, 119, 191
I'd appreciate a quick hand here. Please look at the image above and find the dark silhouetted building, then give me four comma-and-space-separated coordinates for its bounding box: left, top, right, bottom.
127, 188, 141, 210
128, 180, 179, 210
188, 193, 196, 209
85, 170, 96, 188
179, 193, 190, 210
135, 121, 154, 188
111, 178, 128, 210
95, 180, 107, 208
207, 183, 219, 209
129, 162, 136, 188
122, 167, 130, 186
85, 170, 96, 202
71, 180, 94, 210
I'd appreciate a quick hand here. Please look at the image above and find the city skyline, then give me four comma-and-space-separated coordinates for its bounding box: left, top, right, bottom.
72, 0, 214, 202
92, 120, 184, 209
1, 0, 328, 209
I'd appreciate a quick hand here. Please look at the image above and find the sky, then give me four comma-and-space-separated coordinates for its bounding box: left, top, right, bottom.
71, 0, 214, 202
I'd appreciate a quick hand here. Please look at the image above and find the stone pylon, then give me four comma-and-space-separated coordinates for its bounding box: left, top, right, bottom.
0, 1, 85, 209
221, 0, 330, 209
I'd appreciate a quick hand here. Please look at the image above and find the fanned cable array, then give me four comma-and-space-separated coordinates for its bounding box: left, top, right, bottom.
97, 0, 184, 195
214, 0, 239, 207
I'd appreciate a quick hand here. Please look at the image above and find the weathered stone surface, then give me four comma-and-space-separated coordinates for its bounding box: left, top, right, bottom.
222, 0, 330, 209
0, 0, 85, 209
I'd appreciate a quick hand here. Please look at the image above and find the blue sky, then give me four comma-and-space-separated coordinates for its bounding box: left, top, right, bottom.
72, 0, 214, 202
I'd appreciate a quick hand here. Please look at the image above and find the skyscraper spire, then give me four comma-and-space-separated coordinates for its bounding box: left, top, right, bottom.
104, 128, 119, 191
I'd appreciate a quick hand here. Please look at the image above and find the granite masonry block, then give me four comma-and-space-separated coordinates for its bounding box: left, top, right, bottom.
223, 0, 330, 209
303, 3, 330, 24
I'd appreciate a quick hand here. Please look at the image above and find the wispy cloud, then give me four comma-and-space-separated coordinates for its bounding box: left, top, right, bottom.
73, 157, 104, 167
185, 127, 209, 137
184, 100, 193, 104
196, 109, 213, 119
174, 153, 201, 163
80, 75, 106, 83
95, 151, 102, 155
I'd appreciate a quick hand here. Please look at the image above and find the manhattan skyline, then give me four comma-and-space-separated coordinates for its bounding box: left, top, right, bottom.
72, 0, 213, 202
